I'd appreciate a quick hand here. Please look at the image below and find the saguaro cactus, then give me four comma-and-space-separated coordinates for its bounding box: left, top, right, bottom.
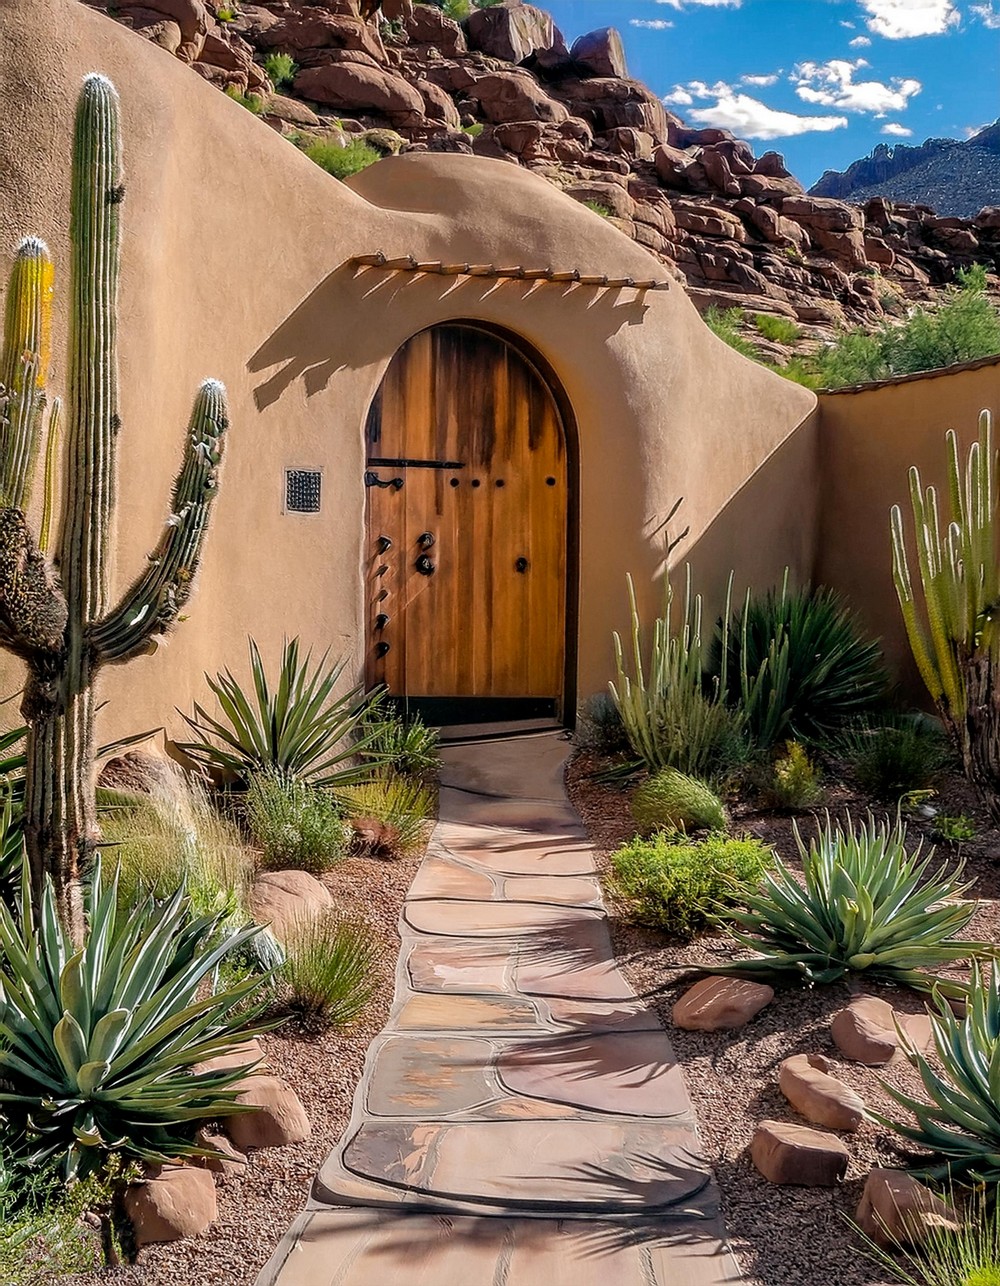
0, 74, 228, 932
891, 409, 1000, 815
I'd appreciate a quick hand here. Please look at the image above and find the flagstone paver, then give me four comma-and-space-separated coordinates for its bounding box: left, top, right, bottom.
257, 733, 742, 1286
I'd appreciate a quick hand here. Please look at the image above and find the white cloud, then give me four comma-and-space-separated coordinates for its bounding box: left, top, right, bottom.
666, 80, 847, 138
794, 58, 921, 115
849, 35, 872, 46
740, 73, 780, 87
971, 2, 1000, 28
654, 0, 741, 8
881, 121, 913, 135
663, 85, 695, 105
859, 0, 960, 38
840, 19, 856, 27
630, 18, 674, 28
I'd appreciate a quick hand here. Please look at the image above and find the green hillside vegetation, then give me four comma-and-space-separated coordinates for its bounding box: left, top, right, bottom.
706, 265, 1000, 390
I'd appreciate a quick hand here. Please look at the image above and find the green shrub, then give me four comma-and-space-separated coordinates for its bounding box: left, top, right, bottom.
277, 910, 375, 1029
754, 313, 801, 345
611, 570, 747, 780
0, 859, 267, 1179
703, 306, 756, 358
462, 122, 484, 138
717, 578, 890, 748
575, 692, 631, 757
765, 740, 822, 810
264, 52, 297, 91
934, 814, 977, 844
179, 636, 381, 786
631, 768, 727, 834
583, 200, 613, 218
304, 137, 382, 179
336, 775, 434, 858
244, 772, 347, 874
100, 771, 254, 928
358, 696, 440, 777
224, 85, 263, 115
713, 814, 985, 994
839, 715, 950, 799
611, 830, 771, 938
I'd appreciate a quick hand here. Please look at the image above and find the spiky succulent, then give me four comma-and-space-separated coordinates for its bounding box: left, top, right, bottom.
0, 858, 268, 1179
712, 814, 989, 995
631, 768, 727, 834
880, 961, 1000, 1183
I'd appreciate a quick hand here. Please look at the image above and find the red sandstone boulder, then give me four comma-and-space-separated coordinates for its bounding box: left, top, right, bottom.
754, 149, 793, 178
653, 143, 704, 190
251, 869, 334, 941
405, 4, 466, 55
416, 78, 460, 127
471, 71, 567, 124
557, 77, 668, 142
699, 149, 741, 197
466, 3, 567, 66
124, 1165, 217, 1246
195, 1130, 248, 1183
831, 996, 899, 1064
257, 11, 385, 65
119, 9, 184, 54
672, 977, 774, 1031
974, 206, 1000, 230
778, 1054, 865, 1131
571, 27, 627, 79
126, 0, 208, 59
751, 1120, 849, 1186
857, 1169, 961, 1247
739, 173, 804, 201
265, 94, 322, 127
564, 180, 635, 219
225, 1075, 311, 1151
293, 61, 425, 121
782, 194, 862, 232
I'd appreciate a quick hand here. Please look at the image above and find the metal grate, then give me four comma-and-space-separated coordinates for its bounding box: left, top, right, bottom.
285, 469, 322, 514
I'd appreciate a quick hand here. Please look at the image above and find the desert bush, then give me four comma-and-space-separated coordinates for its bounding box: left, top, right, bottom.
881, 961, 1000, 1184
244, 771, 347, 874
277, 910, 375, 1029
611, 570, 747, 780
631, 768, 727, 834
305, 137, 382, 179
717, 578, 889, 748
224, 85, 264, 114
892, 410, 1000, 818
583, 200, 613, 218
754, 313, 801, 345
933, 814, 977, 844
765, 740, 822, 810
336, 775, 434, 858
264, 52, 297, 90
839, 715, 950, 799
357, 696, 440, 777
100, 770, 255, 928
0, 860, 267, 1179
713, 814, 985, 994
179, 636, 380, 786
574, 692, 631, 757
703, 306, 756, 358
610, 831, 771, 939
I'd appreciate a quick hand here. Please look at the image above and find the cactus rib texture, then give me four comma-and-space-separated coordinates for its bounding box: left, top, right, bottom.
0, 74, 228, 932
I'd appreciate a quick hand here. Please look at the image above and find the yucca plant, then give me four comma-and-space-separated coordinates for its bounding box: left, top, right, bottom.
879, 961, 1000, 1184
357, 693, 440, 777
177, 636, 383, 786
892, 410, 1000, 817
277, 910, 375, 1030
0, 857, 269, 1179
610, 570, 745, 779
712, 814, 988, 995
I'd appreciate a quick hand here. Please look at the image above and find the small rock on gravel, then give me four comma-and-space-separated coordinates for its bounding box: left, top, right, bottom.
195, 1130, 249, 1183
124, 1164, 218, 1246
251, 869, 334, 941
856, 1167, 961, 1247
671, 975, 775, 1031
750, 1119, 850, 1186
226, 1074, 311, 1151
779, 1053, 866, 1131
831, 995, 899, 1064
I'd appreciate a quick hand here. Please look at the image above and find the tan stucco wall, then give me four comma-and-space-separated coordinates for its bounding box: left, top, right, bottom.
0, 0, 817, 741
817, 357, 1000, 697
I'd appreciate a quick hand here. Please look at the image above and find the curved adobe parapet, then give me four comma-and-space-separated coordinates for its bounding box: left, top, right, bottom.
0, 0, 817, 739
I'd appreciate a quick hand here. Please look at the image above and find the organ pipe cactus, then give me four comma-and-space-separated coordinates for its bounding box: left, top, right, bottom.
0, 75, 228, 933
891, 410, 1000, 815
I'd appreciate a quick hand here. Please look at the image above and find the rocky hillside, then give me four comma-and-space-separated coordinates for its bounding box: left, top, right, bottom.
810, 122, 1000, 219
79, 0, 1000, 347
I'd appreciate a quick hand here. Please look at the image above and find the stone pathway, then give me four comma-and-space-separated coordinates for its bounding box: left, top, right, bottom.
257, 733, 741, 1286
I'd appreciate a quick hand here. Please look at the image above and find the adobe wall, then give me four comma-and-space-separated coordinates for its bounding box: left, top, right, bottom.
0, 0, 817, 744
816, 356, 1000, 697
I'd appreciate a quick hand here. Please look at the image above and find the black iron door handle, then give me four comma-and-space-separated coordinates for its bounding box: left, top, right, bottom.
365, 471, 404, 490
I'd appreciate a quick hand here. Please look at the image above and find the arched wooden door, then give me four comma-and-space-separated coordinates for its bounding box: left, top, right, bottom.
364, 324, 569, 724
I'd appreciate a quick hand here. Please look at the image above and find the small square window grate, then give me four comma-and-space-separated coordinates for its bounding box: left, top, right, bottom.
285, 469, 322, 514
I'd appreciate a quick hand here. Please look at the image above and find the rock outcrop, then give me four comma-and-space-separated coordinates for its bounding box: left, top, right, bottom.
80, 0, 1000, 343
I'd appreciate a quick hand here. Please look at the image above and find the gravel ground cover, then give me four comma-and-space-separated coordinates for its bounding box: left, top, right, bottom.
566, 751, 1000, 1286
60, 847, 422, 1286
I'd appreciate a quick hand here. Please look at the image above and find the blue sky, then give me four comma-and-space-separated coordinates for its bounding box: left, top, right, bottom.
543, 0, 1000, 185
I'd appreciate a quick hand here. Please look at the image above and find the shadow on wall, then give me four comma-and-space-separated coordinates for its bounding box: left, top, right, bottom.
247, 262, 653, 410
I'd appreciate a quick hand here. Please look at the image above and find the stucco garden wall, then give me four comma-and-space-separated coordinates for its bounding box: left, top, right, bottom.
0, 0, 818, 742
816, 355, 1000, 697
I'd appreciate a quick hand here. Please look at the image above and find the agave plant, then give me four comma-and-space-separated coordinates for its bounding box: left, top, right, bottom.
879, 961, 1000, 1184
0, 858, 268, 1179
177, 636, 383, 786
712, 814, 988, 995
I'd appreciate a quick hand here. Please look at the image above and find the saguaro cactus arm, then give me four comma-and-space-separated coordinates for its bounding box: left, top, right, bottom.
91, 379, 228, 663
0, 508, 67, 658
0, 237, 53, 509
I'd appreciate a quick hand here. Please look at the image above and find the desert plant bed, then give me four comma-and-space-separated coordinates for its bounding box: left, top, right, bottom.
566, 750, 1000, 1286
63, 845, 422, 1286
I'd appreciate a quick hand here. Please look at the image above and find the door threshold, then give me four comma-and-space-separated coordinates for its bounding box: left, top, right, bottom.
438, 718, 567, 744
